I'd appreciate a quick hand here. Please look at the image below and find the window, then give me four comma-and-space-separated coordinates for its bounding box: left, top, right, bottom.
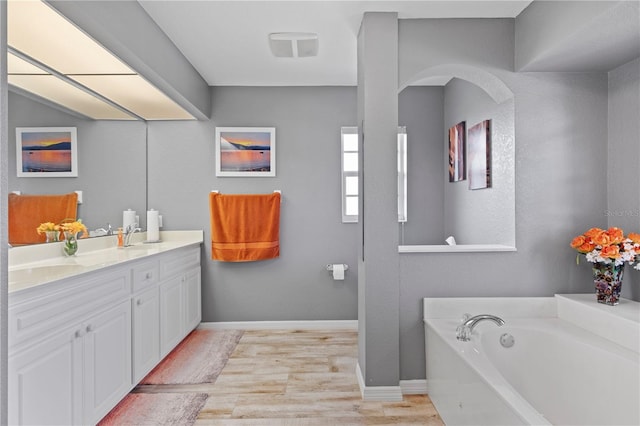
340, 126, 408, 223
341, 127, 359, 223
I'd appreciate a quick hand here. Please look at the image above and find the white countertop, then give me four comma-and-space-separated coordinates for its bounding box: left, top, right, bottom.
8, 230, 203, 293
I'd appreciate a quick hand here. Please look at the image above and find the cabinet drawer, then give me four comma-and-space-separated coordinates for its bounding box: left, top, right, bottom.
9, 268, 130, 349
132, 260, 159, 293
159, 247, 200, 280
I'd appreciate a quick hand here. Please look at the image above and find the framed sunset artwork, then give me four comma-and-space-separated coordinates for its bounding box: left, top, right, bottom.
16, 127, 78, 177
215, 127, 276, 177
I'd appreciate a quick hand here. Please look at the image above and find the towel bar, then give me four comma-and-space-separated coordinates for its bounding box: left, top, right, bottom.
211, 190, 282, 203
11, 190, 83, 204
211, 190, 281, 194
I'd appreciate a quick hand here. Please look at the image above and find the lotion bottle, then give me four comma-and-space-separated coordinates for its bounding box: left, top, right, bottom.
117, 227, 124, 248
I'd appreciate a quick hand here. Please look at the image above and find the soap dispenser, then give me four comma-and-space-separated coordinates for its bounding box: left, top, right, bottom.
117, 227, 124, 248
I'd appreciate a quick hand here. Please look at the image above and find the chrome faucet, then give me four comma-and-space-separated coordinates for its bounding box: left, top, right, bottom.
124, 223, 141, 247
456, 314, 505, 341
94, 223, 113, 236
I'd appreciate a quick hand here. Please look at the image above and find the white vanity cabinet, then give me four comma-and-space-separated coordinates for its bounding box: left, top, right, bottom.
131, 260, 161, 383
8, 268, 132, 426
159, 247, 201, 357
8, 235, 203, 426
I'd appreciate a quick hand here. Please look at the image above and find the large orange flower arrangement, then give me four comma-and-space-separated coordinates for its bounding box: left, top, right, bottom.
571, 227, 640, 270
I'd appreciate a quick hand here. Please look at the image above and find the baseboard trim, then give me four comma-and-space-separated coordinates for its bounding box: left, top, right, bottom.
355, 362, 403, 401
199, 320, 358, 330
399, 379, 427, 395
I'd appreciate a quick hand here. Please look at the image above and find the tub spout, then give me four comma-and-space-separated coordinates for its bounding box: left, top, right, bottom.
456, 314, 505, 342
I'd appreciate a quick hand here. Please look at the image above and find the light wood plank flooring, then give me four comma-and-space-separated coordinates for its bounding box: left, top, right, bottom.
141, 329, 444, 425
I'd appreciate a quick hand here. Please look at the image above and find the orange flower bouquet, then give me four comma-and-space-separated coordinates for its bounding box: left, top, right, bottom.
571, 227, 639, 305
571, 227, 640, 270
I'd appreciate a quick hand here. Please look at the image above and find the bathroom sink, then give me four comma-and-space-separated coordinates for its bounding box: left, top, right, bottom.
125, 243, 162, 251
9, 264, 87, 283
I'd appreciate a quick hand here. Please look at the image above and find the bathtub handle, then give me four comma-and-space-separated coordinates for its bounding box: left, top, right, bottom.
456, 324, 472, 341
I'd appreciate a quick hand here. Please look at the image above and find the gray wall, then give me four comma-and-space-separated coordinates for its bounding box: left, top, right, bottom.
148, 86, 360, 322
608, 57, 640, 301
397, 18, 614, 380
443, 78, 515, 245
357, 12, 400, 388
400, 71, 610, 380
398, 86, 444, 245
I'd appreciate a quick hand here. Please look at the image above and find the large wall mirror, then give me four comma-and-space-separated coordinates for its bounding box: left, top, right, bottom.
398, 66, 516, 252
8, 91, 148, 245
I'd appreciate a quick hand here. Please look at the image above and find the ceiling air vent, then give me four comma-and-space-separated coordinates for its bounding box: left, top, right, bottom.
268, 32, 318, 58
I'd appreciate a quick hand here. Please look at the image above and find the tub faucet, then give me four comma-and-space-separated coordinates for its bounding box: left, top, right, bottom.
124, 223, 141, 247
456, 314, 505, 342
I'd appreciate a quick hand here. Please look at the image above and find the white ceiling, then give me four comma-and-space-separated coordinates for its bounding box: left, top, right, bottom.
138, 1, 533, 86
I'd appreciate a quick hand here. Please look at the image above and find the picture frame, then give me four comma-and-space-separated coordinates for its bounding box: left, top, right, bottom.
215, 127, 276, 177
448, 121, 465, 182
468, 120, 492, 190
16, 127, 78, 177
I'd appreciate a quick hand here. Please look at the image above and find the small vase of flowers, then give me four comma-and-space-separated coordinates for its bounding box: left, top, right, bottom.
571, 227, 640, 305
36, 222, 61, 243
59, 220, 88, 257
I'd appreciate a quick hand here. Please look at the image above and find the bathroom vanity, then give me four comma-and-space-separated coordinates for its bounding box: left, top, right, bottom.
7, 231, 203, 425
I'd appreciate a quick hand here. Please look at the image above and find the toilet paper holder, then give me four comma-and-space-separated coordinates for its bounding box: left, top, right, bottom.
326, 264, 349, 272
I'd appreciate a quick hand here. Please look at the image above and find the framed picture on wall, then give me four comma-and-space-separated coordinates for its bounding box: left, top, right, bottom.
448, 121, 465, 182
215, 127, 276, 177
16, 127, 78, 177
468, 120, 492, 190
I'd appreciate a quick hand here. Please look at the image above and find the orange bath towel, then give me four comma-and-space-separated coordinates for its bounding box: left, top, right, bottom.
8, 192, 78, 245
209, 192, 280, 262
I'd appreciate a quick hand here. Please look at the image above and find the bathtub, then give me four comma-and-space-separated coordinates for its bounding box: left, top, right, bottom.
423, 295, 640, 426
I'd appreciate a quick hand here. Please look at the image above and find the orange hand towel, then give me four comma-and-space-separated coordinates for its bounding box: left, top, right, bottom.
8, 192, 78, 245
209, 192, 280, 262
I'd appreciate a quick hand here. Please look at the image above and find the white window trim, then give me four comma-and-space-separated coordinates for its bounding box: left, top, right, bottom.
341, 126, 359, 223
397, 126, 408, 223
340, 126, 407, 224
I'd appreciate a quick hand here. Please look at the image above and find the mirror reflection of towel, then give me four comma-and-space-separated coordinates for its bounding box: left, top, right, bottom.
209, 192, 280, 262
8, 192, 78, 245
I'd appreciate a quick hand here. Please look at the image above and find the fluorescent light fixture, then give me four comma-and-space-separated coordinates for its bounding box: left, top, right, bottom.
269, 32, 318, 58
8, 52, 134, 120
7, 0, 195, 120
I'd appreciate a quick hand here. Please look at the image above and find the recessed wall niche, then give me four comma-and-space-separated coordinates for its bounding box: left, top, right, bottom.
398, 69, 515, 252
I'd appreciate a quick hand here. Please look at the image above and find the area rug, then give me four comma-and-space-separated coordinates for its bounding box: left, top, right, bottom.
98, 393, 208, 426
140, 328, 244, 385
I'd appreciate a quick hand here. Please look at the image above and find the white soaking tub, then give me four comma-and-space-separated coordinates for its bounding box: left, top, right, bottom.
423, 295, 640, 426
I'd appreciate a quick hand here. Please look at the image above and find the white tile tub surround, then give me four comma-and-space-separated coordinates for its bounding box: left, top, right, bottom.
423, 295, 640, 425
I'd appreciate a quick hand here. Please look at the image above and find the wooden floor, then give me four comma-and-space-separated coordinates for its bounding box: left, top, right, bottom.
142, 329, 444, 425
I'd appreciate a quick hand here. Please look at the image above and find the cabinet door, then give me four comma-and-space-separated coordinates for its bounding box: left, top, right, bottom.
83, 300, 132, 425
8, 326, 83, 426
184, 268, 202, 333
132, 286, 160, 383
159, 276, 184, 358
